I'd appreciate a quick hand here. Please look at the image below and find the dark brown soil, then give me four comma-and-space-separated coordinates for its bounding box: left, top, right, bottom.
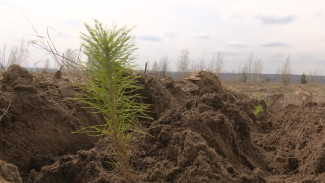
1, 67, 325, 183
27, 71, 269, 183
256, 103, 325, 182
0, 65, 102, 182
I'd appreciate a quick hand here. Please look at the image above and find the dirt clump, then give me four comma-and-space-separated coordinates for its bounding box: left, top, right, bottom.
29, 142, 116, 183
2, 64, 33, 87
0, 160, 22, 183
0, 65, 103, 181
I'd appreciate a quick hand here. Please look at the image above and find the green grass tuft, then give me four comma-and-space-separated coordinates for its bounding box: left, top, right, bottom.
254, 104, 263, 118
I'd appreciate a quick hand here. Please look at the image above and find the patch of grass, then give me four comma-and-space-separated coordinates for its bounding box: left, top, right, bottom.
252, 93, 263, 118
253, 93, 260, 100
254, 104, 263, 118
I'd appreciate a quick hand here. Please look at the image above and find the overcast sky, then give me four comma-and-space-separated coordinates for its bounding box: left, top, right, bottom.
1, 0, 325, 74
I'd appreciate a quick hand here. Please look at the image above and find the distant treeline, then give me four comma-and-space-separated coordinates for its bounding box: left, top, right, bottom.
17, 67, 325, 84
158, 71, 325, 84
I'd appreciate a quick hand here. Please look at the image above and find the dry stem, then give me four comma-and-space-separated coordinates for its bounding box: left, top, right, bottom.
0, 99, 12, 122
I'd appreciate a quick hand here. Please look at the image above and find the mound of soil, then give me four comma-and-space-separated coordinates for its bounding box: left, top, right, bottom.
255, 102, 325, 182
4, 68, 324, 182
0, 65, 103, 181
29, 71, 269, 183
2, 64, 33, 87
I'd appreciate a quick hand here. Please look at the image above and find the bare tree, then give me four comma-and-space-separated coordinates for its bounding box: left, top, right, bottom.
247, 51, 254, 76
190, 60, 198, 72
207, 52, 222, 73
44, 58, 50, 70
316, 70, 321, 83
159, 56, 169, 78
0, 41, 29, 70
281, 55, 291, 85
240, 51, 257, 82
60, 48, 83, 82
7, 40, 29, 66
214, 51, 223, 77
241, 64, 248, 82
245, 51, 264, 82
32, 58, 51, 72
197, 51, 206, 71
276, 67, 281, 83
240, 51, 263, 82
62, 49, 81, 70
231, 69, 236, 81
308, 71, 313, 84
0, 45, 7, 70
252, 57, 263, 82
207, 57, 214, 72
178, 49, 190, 79
198, 58, 205, 71
308, 69, 321, 84
151, 60, 158, 78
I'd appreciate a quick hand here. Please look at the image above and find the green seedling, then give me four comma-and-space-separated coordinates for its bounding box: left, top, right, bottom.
254, 104, 263, 118
253, 93, 260, 101
74, 20, 148, 182
252, 93, 263, 118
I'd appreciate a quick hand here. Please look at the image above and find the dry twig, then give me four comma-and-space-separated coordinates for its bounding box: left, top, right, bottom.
0, 99, 12, 122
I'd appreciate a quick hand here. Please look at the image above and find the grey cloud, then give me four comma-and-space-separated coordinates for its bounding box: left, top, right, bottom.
55, 34, 71, 39
314, 12, 324, 18
230, 13, 244, 20
136, 35, 162, 42
164, 32, 178, 38
310, 60, 325, 65
261, 42, 290, 47
271, 53, 286, 59
228, 43, 249, 48
223, 51, 240, 57
59, 20, 82, 27
295, 55, 325, 64
11, 38, 24, 42
0, 0, 16, 7
198, 35, 210, 40
257, 15, 297, 25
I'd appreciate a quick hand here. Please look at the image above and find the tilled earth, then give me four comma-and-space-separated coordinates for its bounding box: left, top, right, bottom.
0, 65, 324, 183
